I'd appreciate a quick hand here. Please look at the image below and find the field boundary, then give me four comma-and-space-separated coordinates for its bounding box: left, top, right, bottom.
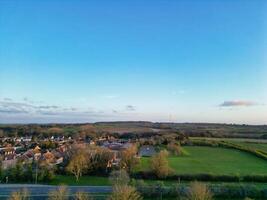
133, 172, 267, 183
187, 139, 267, 160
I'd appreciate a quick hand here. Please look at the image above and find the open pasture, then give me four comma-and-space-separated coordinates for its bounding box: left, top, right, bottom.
139, 146, 267, 175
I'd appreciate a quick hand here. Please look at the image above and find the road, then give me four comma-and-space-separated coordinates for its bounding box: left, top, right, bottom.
0, 184, 112, 199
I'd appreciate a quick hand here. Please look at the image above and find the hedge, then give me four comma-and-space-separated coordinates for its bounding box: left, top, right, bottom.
132, 181, 267, 199
133, 172, 267, 183
186, 139, 267, 161
218, 141, 267, 161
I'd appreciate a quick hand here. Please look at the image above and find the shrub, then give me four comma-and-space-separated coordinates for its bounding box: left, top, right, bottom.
167, 142, 182, 156
131, 179, 148, 195
109, 169, 130, 186
243, 175, 267, 182
132, 172, 241, 182
8, 189, 29, 200
169, 183, 184, 199
150, 181, 166, 198
134, 182, 267, 199
48, 185, 69, 200
74, 191, 94, 200
210, 184, 262, 199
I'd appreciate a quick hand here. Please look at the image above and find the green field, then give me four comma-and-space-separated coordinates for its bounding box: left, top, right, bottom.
138, 146, 267, 175
50, 175, 111, 186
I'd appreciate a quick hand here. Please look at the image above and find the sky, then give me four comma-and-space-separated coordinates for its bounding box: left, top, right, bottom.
0, 0, 267, 124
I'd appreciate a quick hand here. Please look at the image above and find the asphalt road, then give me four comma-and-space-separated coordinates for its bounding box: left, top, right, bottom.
0, 184, 112, 199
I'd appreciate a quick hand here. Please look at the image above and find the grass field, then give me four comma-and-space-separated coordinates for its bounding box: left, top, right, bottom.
50, 175, 111, 186
138, 146, 267, 175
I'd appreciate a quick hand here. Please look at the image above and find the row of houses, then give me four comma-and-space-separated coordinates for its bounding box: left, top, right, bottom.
0, 134, 157, 171
1, 137, 32, 143
0, 145, 66, 169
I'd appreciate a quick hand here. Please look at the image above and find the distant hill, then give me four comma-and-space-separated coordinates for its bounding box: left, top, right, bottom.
0, 121, 267, 139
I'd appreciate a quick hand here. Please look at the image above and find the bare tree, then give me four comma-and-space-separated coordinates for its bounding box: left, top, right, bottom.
109, 185, 142, 200
66, 149, 88, 181
120, 144, 140, 173
167, 142, 182, 156
186, 182, 213, 200
48, 185, 69, 200
8, 189, 29, 200
74, 191, 94, 200
150, 150, 173, 178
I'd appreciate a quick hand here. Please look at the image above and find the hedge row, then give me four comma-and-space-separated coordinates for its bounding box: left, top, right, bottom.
133, 172, 267, 183
210, 184, 266, 199
186, 139, 267, 161
218, 141, 267, 161
132, 180, 267, 199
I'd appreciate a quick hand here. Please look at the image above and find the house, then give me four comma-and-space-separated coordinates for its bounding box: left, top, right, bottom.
102, 141, 132, 151
103, 142, 133, 169
2, 157, 17, 169
20, 145, 42, 163
51, 150, 64, 165
19, 153, 33, 164
33, 146, 42, 160
138, 145, 156, 157
2, 147, 16, 156
0, 147, 18, 169
57, 145, 67, 153
54, 156, 63, 165
42, 150, 55, 163
15, 137, 32, 142
89, 140, 96, 145
106, 152, 121, 170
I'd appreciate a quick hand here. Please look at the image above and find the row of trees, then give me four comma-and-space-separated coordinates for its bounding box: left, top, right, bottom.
8, 187, 94, 200
8, 170, 142, 200
65, 145, 114, 181
64, 144, 176, 181
65, 144, 140, 181
7, 183, 256, 200
7, 168, 216, 200
0, 160, 54, 183
1, 141, 176, 184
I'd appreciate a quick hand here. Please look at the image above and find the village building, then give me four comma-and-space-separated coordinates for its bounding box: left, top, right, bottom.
138, 145, 156, 157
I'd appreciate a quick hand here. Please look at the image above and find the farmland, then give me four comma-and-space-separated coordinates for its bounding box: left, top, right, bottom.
2, 122, 267, 199
191, 137, 267, 154
138, 146, 267, 175
50, 175, 111, 186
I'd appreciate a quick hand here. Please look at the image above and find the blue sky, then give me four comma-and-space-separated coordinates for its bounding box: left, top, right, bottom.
0, 0, 266, 124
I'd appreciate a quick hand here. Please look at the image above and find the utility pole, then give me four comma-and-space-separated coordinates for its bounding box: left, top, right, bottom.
35, 160, 38, 184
